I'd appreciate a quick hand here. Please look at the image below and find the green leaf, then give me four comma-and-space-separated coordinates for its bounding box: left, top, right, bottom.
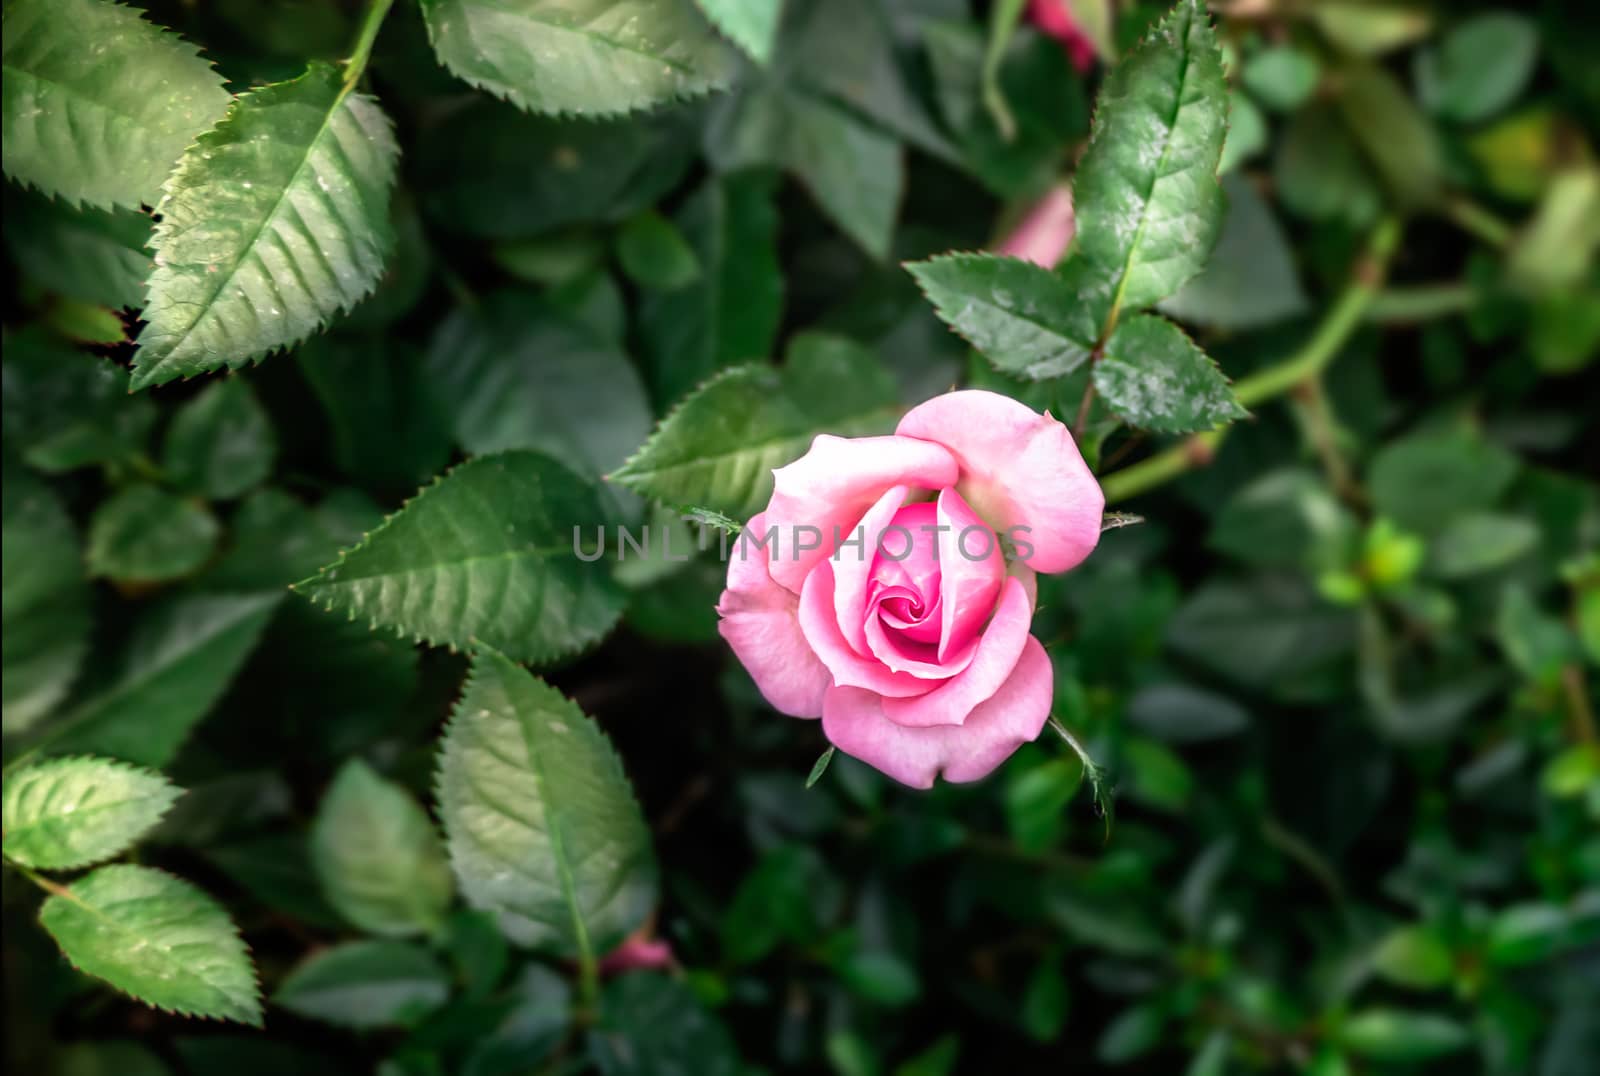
3, 189, 152, 308
1415, 13, 1539, 124
418, 97, 696, 241
1430, 513, 1539, 578
1020, 953, 1069, 1042
806, 746, 836, 789
422, 292, 653, 480
1093, 314, 1246, 433
1336, 63, 1442, 207
38, 864, 261, 1025
1, 0, 231, 210
838, 950, 920, 1006
1097, 1002, 1165, 1063
296, 337, 454, 491
1241, 47, 1319, 112
1, 328, 156, 473
1125, 683, 1249, 742
905, 253, 1097, 380
1167, 578, 1355, 696
720, 844, 827, 964
437, 649, 657, 955
1486, 903, 1574, 966
419, 0, 736, 116
1496, 584, 1574, 685
695, 0, 782, 64
588, 972, 740, 1076
310, 759, 453, 938
1217, 90, 1265, 175
33, 592, 279, 766
205, 487, 379, 592
1274, 102, 1383, 226
2, 463, 92, 734
1207, 468, 1354, 571
205, 833, 344, 930
637, 173, 783, 405
1368, 428, 1519, 534
1311, 3, 1431, 57
707, 78, 902, 259
162, 379, 277, 500
2, 756, 180, 869
132, 63, 399, 390
1004, 756, 1083, 854
611, 331, 900, 519
295, 451, 626, 664
1372, 926, 1455, 989
273, 940, 450, 1029
1072, 0, 1228, 327
1160, 173, 1307, 331
86, 485, 219, 584
617, 211, 701, 291
1338, 1009, 1471, 1062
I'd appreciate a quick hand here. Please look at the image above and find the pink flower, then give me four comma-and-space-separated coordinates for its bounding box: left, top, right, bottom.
1030, 0, 1099, 73
715, 391, 1103, 788
996, 186, 1076, 268
599, 931, 675, 975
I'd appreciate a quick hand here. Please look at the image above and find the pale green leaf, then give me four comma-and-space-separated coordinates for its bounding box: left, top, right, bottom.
30, 592, 279, 766
2, 463, 92, 734
419, 0, 737, 116
39, 864, 261, 1024
437, 649, 656, 955
1336, 63, 1442, 207
637, 173, 783, 405
85, 484, 220, 584
3, 189, 152, 308
695, 0, 782, 64
273, 940, 450, 1029
1338, 1009, 1470, 1062
2, 756, 179, 869
1072, 0, 1228, 327
1093, 314, 1246, 433
1241, 47, 1319, 112
422, 292, 652, 480
295, 451, 625, 664
905, 253, 1098, 380
611, 331, 900, 519
161, 378, 277, 500
310, 759, 453, 937
1415, 13, 1538, 124
1, 0, 231, 210
132, 63, 399, 390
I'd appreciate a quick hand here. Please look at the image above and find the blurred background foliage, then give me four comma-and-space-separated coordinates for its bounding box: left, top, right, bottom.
2, 0, 1598, 1074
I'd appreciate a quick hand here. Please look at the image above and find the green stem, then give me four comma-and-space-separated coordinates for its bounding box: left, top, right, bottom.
342, 0, 395, 89
1364, 282, 1477, 324
1442, 195, 1513, 250
1099, 216, 1401, 504
9, 861, 70, 900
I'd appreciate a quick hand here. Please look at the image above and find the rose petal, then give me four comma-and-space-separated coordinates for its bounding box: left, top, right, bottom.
798, 559, 936, 698
765, 434, 959, 593
832, 485, 910, 657
716, 512, 831, 718
882, 575, 1032, 728
863, 605, 976, 679
896, 391, 1103, 575
821, 636, 1054, 788
934, 487, 1005, 663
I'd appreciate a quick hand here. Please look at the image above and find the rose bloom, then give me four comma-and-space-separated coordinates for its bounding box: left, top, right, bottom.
716, 391, 1103, 788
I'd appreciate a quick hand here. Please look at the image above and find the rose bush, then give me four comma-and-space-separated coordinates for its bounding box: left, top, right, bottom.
717, 390, 1104, 787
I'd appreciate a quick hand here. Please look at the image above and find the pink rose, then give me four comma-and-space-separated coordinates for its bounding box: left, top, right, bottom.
715, 391, 1104, 788
1030, 0, 1099, 73
598, 930, 675, 976
996, 186, 1076, 268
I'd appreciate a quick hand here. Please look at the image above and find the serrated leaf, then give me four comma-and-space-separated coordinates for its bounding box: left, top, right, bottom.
1, 0, 231, 210
28, 592, 279, 766
695, 0, 781, 64
611, 331, 900, 519
906, 253, 1098, 380
422, 292, 653, 480
2, 462, 92, 735
437, 649, 656, 955
1092, 314, 1246, 433
3, 756, 180, 869
295, 451, 625, 664
38, 864, 261, 1025
3, 188, 152, 308
85, 484, 220, 584
273, 940, 450, 1029
1159, 172, 1307, 330
419, 0, 737, 117
638, 173, 783, 405
310, 759, 453, 937
132, 63, 399, 390
1072, 0, 1228, 328
161, 379, 277, 500
1, 328, 156, 473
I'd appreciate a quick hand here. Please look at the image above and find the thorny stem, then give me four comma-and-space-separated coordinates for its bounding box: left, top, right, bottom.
342, 0, 396, 90
1047, 716, 1113, 838
1099, 216, 1401, 503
